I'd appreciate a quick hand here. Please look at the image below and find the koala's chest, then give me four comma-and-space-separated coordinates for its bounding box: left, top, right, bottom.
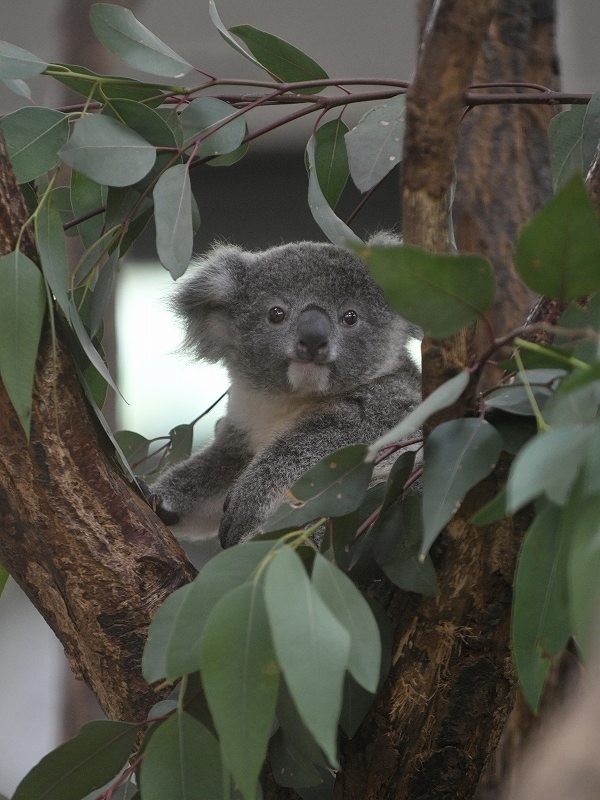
226, 384, 319, 451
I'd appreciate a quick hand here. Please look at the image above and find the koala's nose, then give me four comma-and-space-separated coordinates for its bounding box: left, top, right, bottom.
296, 307, 330, 363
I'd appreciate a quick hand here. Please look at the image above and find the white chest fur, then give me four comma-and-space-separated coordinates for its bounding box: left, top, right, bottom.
227, 379, 320, 451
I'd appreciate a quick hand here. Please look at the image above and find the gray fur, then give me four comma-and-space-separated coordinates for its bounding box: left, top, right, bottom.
151, 240, 421, 548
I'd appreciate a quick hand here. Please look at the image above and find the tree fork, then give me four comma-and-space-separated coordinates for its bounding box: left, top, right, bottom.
0, 134, 196, 722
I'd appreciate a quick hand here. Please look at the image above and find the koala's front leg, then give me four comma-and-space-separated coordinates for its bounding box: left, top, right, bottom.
150, 419, 253, 540
218, 407, 365, 547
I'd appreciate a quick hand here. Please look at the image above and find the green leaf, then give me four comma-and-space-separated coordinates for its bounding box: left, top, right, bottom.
581, 91, 600, 178
0, 107, 68, 182
512, 503, 570, 711
422, 418, 504, 554
53, 186, 75, 232
142, 583, 193, 683
90, 249, 119, 338
583, 424, 600, 496
0, 41, 48, 79
379, 450, 417, 515
356, 243, 496, 338
166, 541, 280, 680
12, 720, 138, 800
367, 369, 470, 458
489, 413, 537, 455
305, 135, 362, 247
515, 173, 600, 300
372, 492, 439, 595
153, 165, 193, 279
3, 78, 33, 100
0, 252, 46, 438
70, 170, 106, 249
179, 97, 246, 157
164, 423, 194, 465
345, 94, 406, 192
0, 563, 9, 597
208, 1, 263, 70
104, 98, 178, 148
140, 711, 225, 800
262, 444, 373, 534
311, 554, 381, 692
229, 25, 328, 93
470, 487, 508, 526
114, 429, 150, 467
264, 546, 350, 766
209, 140, 249, 167
548, 105, 586, 190
269, 729, 323, 789
51, 64, 168, 104
90, 4, 192, 79
60, 115, 156, 188
507, 425, 594, 512
568, 493, 600, 660
201, 581, 280, 800
313, 119, 349, 209
339, 674, 375, 741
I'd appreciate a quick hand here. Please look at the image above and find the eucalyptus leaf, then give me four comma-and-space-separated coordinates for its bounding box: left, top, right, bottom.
312, 119, 349, 209
372, 492, 439, 595
179, 97, 246, 157
355, 243, 495, 338
51, 63, 167, 104
581, 91, 600, 179
306, 135, 362, 247
230, 25, 328, 92
311, 553, 381, 692
165, 541, 280, 680
568, 494, 600, 660
470, 487, 508, 526
114, 429, 150, 467
153, 164, 193, 279
90, 3, 192, 78
12, 720, 138, 800
264, 546, 350, 766
269, 729, 323, 788
201, 581, 280, 800
507, 425, 594, 512
548, 105, 586, 190
0, 107, 68, 183
512, 503, 570, 712
367, 369, 470, 458
142, 583, 193, 683
339, 673, 375, 741
104, 98, 178, 148
0, 563, 8, 597
208, 1, 263, 70
0, 251, 46, 439
515, 173, 600, 300
2, 78, 32, 99
70, 170, 106, 250
0, 41, 48, 79
345, 94, 406, 192
422, 418, 503, 554
262, 444, 373, 533
60, 115, 156, 188
90, 249, 119, 338
164, 423, 195, 466
140, 712, 225, 800
34, 193, 70, 314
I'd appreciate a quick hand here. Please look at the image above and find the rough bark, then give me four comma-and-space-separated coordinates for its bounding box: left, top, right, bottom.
0, 135, 197, 722
453, 1, 558, 388
403, 0, 498, 423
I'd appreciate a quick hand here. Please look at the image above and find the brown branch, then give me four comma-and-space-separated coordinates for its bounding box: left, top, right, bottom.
0, 133, 196, 722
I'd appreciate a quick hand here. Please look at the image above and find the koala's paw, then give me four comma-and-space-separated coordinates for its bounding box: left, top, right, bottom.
218, 491, 265, 548
137, 477, 181, 526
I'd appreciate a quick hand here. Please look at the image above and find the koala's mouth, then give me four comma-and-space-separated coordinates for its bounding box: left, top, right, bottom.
287, 359, 330, 394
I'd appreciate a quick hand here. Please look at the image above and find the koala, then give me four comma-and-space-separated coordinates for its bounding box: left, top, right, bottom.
150, 240, 421, 548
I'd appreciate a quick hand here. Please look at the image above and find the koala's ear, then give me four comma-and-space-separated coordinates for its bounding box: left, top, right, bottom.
171, 245, 249, 362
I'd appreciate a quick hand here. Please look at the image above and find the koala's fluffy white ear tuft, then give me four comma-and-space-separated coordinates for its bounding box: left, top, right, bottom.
171, 245, 250, 363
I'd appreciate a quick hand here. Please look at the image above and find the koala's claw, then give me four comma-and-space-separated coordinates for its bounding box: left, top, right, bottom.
137, 477, 180, 526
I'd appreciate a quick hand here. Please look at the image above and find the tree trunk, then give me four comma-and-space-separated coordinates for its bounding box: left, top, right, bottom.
265, 3, 554, 799
0, 135, 196, 723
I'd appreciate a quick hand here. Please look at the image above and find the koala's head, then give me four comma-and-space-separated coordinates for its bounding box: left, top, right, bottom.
172, 241, 409, 396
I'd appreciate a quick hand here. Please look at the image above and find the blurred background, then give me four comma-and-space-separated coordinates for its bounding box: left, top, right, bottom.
0, 0, 598, 794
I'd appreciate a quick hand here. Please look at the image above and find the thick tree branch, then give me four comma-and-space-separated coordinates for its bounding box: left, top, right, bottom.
0, 135, 196, 722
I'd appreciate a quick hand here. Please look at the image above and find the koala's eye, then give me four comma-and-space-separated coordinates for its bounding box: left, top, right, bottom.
342, 309, 358, 326
268, 306, 286, 324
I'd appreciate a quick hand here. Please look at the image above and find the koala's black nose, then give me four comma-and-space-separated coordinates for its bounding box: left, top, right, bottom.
296, 307, 330, 363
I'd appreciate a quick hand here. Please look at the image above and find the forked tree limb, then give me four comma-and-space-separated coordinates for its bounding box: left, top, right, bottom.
0, 135, 196, 722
